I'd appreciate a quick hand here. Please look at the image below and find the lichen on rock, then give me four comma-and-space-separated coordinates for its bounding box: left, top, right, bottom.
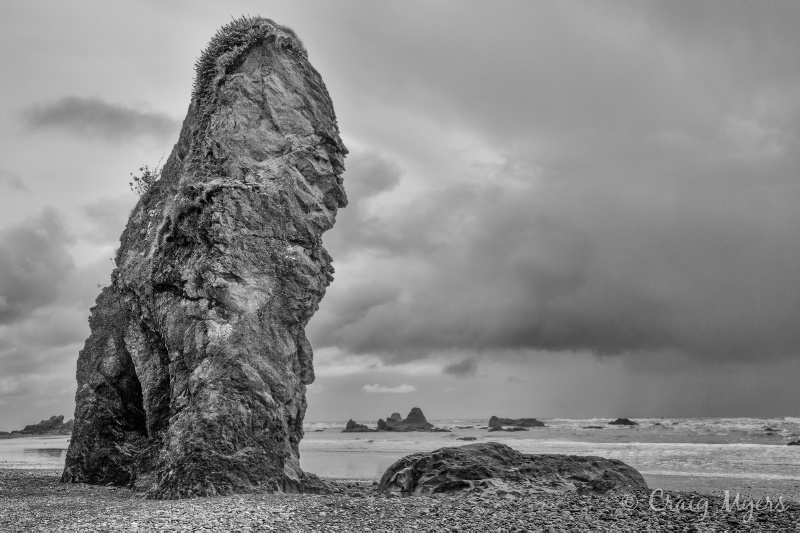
62, 16, 347, 499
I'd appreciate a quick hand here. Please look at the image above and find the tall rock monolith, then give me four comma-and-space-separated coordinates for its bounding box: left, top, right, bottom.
62, 17, 347, 498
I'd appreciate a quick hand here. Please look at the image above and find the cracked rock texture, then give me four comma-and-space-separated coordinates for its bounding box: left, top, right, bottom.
62, 17, 346, 499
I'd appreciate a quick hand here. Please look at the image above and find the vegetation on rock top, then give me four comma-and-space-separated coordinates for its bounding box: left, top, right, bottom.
193, 16, 306, 105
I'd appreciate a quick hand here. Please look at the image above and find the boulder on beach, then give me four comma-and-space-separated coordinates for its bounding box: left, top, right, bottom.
61, 17, 346, 498
377, 408, 438, 432
378, 442, 648, 497
788, 440, 800, 446
342, 420, 373, 433
583, 426, 604, 429
488, 426, 528, 432
608, 418, 639, 426
457, 437, 477, 441
488, 416, 544, 428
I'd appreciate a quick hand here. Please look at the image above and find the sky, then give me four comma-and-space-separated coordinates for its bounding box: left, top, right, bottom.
1, 1, 799, 430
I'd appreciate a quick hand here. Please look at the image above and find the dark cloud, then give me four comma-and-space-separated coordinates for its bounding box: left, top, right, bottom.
442, 359, 477, 377
0, 209, 76, 325
0, 257, 112, 431
304, 2, 800, 369
0, 168, 27, 191
311, 135, 800, 365
21, 96, 180, 144
82, 194, 136, 245
323, 150, 403, 259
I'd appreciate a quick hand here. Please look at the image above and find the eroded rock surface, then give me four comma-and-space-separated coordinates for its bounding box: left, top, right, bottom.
378, 442, 648, 497
62, 17, 346, 498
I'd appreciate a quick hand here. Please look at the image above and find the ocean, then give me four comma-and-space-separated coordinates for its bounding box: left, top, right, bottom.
3, 417, 799, 484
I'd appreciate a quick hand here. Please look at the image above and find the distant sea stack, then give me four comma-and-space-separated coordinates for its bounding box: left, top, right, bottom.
488, 416, 545, 428
608, 418, 639, 426
342, 420, 373, 433
62, 17, 347, 498
377, 408, 443, 432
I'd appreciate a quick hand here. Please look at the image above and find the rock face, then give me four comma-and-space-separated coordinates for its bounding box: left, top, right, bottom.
62, 17, 346, 498
342, 420, 373, 433
608, 418, 638, 426
377, 408, 435, 432
488, 416, 544, 428
378, 442, 648, 497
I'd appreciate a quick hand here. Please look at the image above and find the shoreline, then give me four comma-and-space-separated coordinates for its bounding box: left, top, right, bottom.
2, 468, 799, 532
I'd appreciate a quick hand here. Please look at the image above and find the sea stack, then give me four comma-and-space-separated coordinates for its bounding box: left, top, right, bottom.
62, 17, 347, 498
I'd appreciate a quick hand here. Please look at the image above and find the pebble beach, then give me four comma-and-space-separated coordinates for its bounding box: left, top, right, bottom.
2, 469, 800, 532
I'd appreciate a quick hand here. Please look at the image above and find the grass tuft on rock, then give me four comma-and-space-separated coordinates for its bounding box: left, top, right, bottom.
193, 16, 306, 105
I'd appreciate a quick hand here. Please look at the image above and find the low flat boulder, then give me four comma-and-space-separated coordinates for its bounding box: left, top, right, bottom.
488, 416, 545, 428
583, 426, 604, 429
457, 437, 477, 441
788, 440, 799, 446
378, 442, 648, 497
608, 418, 638, 426
342, 420, 373, 433
488, 426, 528, 432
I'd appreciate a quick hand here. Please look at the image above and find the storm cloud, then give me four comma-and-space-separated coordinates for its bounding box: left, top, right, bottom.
21, 96, 180, 144
308, 2, 800, 367
0, 209, 76, 325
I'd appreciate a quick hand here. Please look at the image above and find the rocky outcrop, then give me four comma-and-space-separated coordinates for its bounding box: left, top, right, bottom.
488, 426, 528, 432
378, 442, 648, 497
377, 408, 437, 432
62, 17, 346, 499
608, 418, 638, 426
788, 440, 800, 446
4, 415, 74, 436
488, 416, 544, 428
583, 426, 604, 429
22, 416, 74, 435
342, 420, 373, 433
457, 437, 477, 441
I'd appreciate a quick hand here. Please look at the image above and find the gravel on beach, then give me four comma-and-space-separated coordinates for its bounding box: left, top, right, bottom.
2, 469, 799, 532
